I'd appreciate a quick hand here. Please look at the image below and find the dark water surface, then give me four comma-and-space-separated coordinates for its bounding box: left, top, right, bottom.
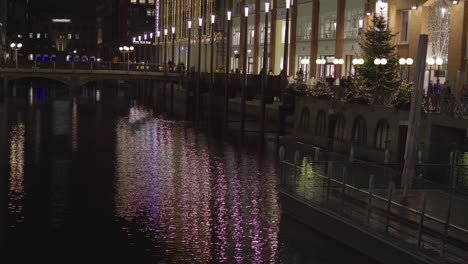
0, 87, 378, 264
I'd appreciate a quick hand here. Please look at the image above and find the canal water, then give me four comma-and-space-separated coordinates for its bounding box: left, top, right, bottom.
0, 83, 379, 263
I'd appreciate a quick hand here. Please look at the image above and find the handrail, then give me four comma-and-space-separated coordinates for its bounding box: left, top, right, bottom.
281, 159, 468, 236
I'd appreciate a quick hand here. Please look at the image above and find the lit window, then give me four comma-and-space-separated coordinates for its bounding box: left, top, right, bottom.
18, 34, 22, 38
29, 33, 33, 38
130, 0, 137, 3
44, 33, 48, 39
148, 0, 154, 3
68, 34, 72, 39
146, 9, 155, 16
139, 0, 145, 4
75, 34, 80, 39
37, 33, 41, 39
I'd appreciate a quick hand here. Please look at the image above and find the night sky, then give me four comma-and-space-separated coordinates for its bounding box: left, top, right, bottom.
29, 0, 96, 15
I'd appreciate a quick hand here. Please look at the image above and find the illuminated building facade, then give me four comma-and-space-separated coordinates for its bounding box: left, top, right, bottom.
151, 0, 467, 93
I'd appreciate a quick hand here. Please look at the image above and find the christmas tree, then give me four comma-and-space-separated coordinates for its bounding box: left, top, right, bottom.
353, 10, 402, 102
308, 78, 334, 99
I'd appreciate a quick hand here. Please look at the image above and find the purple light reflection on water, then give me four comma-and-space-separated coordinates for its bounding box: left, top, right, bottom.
113, 106, 281, 263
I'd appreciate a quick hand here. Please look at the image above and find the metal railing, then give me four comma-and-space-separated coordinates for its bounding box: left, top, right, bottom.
0, 61, 187, 74
278, 145, 468, 264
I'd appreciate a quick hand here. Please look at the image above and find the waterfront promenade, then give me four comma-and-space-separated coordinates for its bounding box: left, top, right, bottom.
278, 142, 468, 264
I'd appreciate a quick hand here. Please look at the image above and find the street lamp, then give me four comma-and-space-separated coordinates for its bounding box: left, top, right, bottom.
156, 31, 161, 66
260, 1, 270, 138
333, 58, 344, 78
374, 58, 387, 89
352, 58, 364, 77
399, 58, 413, 81
316, 58, 326, 78
144, 34, 148, 64
164, 28, 168, 72
187, 21, 192, 78
196, 16, 203, 121
225, 10, 232, 125
10, 43, 22, 69
241, 6, 249, 133
435, 57, 443, 85
283, 0, 291, 76
171, 26, 176, 71
138, 35, 142, 62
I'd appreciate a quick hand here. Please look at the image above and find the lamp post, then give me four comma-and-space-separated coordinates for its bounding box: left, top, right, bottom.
300, 58, 310, 81
210, 14, 215, 84
427, 57, 435, 88
260, 1, 270, 139
435, 57, 443, 85
225, 10, 232, 125
283, 0, 291, 76
187, 20, 192, 78
196, 17, 203, 121
144, 33, 148, 64
156, 30, 161, 66
241, 6, 249, 133
10, 43, 22, 69
171, 26, 175, 71
332, 58, 344, 79
352, 58, 364, 77
138, 35, 142, 62
406, 58, 413, 82
374, 58, 387, 89
119, 46, 125, 63
164, 28, 168, 72
399, 58, 414, 82
316, 58, 326, 78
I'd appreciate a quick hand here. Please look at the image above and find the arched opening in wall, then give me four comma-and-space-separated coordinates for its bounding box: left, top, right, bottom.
352, 115, 367, 145
299, 107, 311, 131
315, 110, 327, 136
334, 113, 345, 141
375, 119, 390, 150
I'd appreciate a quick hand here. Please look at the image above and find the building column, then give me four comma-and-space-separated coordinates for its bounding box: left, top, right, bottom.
269, 0, 278, 73
289, 2, 298, 77
239, 0, 246, 73
447, 1, 468, 96
253, 0, 261, 74
311, 0, 320, 79
335, 0, 345, 78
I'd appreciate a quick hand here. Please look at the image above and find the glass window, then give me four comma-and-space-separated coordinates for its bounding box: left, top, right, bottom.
315, 111, 327, 136
130, 0, 137, 3
400, 10, 409, 42
299, 108, 311, 131
352, 116, 367, 145
75, 34, 80, 39
334, 114, 345, 140
375, 119, 390, 149
68, 34, 72, 39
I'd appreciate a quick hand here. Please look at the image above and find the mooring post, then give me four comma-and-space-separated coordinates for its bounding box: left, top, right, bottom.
417, 194, 427, 248
385, 181, 395, 233
341, 167, 347, 213
326, 161, 333, 207
366, 174, 375, 226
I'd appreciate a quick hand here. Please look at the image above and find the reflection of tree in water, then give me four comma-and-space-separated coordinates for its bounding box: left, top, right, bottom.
298, 158, 322, 201
427, 0, 451, 60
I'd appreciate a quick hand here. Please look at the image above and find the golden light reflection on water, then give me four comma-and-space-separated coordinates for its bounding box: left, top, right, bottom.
114, 106, 280, 263
9, 120, 26, 222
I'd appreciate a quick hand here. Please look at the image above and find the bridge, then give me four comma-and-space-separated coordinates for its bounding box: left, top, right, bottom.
0, 64, 182, 88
